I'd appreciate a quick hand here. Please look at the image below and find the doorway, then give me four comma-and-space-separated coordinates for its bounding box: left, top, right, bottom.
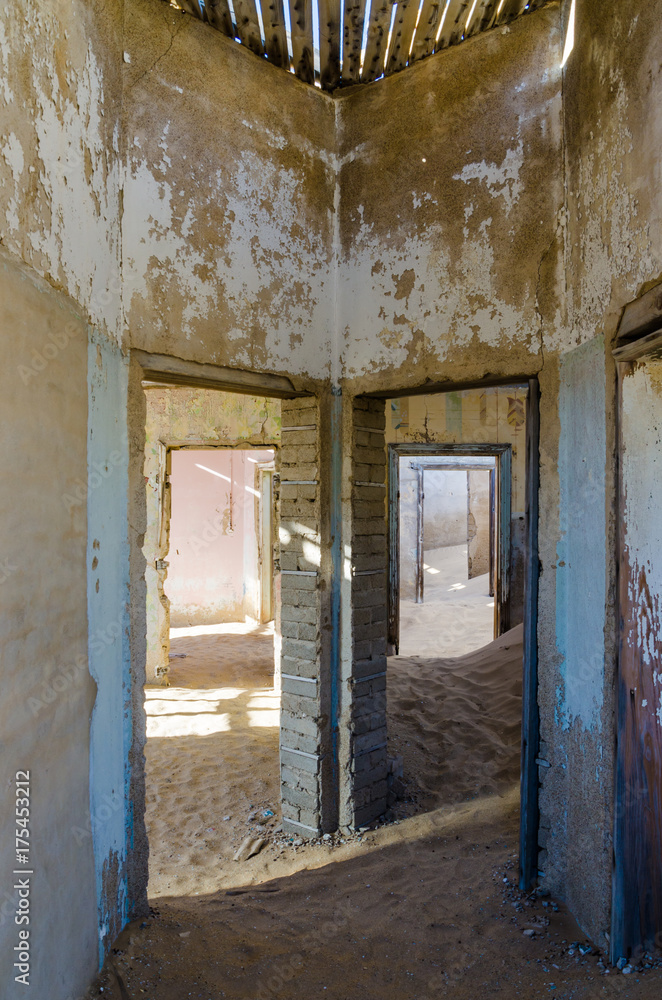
141, 385, 285, 899
376, 382, 539, 890
388, 444, 511, 658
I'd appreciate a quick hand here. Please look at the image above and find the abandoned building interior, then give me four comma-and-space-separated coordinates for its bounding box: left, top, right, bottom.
2, 0, 662, 997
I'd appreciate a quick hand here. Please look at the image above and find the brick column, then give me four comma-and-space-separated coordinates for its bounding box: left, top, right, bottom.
349, 397, 388, 827
278, 397, 325, 836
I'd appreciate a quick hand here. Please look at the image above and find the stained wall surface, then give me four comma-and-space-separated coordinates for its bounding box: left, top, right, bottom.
336, 4, 564, 390
536, 0, 662, 950
4, 0, 662, 991
122, 0, 337, 382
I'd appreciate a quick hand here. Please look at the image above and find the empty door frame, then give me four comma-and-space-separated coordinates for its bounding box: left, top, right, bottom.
407, 459, 497, 609
387, 442, 512, 652
256, 461, 275, 623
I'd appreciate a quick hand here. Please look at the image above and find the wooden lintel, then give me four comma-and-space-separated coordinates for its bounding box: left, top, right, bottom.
362, 375, 531, 399
134, 350, 311, 399
616, 280, 662, 343
613, 327, 662, 364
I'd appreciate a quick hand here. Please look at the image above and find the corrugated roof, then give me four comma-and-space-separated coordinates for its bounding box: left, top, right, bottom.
167, 0, 552, 92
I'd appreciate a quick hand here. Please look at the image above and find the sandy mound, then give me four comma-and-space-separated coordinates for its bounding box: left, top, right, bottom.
85, 622, 662, 999
388, 624, 523, 813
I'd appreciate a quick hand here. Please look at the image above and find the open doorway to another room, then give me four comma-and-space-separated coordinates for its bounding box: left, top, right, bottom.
392, 450, 500, 658
382, 385, 532, 829
141, 388, 284, 899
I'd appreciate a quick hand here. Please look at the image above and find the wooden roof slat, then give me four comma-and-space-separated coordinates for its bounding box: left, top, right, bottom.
203, 0, 235, 36
342, 0, 368, 84
465, 0, 500, 38
231, 0, 266, 54
361, 0, 395, 82
161, 0, 547, 86
290, 0, 316, 84
410, 0, 447, 64
259, 0, 290, 67
385, 0, 423, 75
494, 0, 528, 25
319, 0, 342, 89
434, 0, 470, 51
177, 0, 206, 19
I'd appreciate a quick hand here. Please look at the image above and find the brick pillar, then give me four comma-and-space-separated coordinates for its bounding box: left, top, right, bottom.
279, 397, 326, 836
349, 397, 388, 827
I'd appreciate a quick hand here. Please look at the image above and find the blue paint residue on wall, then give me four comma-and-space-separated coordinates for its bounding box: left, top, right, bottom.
87, 330, 131, 966
555, 335, 606, 733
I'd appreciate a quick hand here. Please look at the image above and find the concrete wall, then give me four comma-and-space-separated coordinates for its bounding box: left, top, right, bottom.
5, 0, 662, 989
143, 388, 280, 681
336, 5, 563, 390
167, 447, 275, 626
424, 470, 467, 550
122, 0, 336, 381
535, 0, 662, 951
468, 470, 491, 579
0, 249, 98, 998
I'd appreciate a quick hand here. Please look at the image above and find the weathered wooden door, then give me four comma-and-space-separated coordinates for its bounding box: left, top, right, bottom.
612, 358, 662, 961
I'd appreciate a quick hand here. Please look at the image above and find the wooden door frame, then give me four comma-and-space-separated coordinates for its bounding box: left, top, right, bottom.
256, 461, 275, 623
387, 442, 512, 652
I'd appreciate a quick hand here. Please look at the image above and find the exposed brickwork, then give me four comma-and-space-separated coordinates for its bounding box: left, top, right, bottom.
349, 397, 388, 826
279, 397, 323, 835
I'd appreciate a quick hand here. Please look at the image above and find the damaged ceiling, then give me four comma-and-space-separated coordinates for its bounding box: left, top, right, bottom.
168, 0, 551, 91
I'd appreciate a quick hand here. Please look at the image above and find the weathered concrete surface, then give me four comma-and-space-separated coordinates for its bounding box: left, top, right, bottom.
122, 0, 336, 381
87, 329, 132, 965
536, 0, 662, 951
143, 388, 280, 681
0, 245, 98, 1000
616, 359, 662, 957
336, 3, 564, 391
0, 0, 123, 341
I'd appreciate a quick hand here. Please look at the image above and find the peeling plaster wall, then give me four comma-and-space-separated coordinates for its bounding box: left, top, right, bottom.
336, 4, 564, 391
536, 0, 662, 949
0, 246, 98, 1000
0, 0, 123, 341
87, 329, 132, 966
122, 0, 336, 380
143, 388, 280, 681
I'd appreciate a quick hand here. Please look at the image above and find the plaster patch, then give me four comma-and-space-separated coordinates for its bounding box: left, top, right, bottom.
453, 142, 524, 216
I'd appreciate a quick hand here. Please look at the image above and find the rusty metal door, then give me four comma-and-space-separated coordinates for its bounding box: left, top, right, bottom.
612, 359, 662, 961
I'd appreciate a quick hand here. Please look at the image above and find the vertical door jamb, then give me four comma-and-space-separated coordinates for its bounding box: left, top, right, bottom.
520, 377, 540, 890
415, 466, 425, 604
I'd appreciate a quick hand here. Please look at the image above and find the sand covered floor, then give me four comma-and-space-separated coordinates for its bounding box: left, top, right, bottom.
84, 624, 662, 999
399, 543, 495, 658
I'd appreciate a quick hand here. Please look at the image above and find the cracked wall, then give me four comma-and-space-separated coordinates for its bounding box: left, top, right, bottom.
335, 3, 564, 392
122, 0, 337, 382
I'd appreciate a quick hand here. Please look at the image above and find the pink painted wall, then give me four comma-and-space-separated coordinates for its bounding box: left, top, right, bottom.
166, 448, 274, 626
